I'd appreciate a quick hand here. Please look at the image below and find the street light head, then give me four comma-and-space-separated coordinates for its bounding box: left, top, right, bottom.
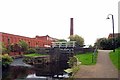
106, 17, 110, 19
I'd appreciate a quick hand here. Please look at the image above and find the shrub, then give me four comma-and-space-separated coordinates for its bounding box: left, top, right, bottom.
18, 40, 28, 52
0, 42, 8, 54
23, 56, 33, 64
95, 37, 120, 50
26, 48, 36, 54
68, 56, 77, 67
2, 54, 13, 67
65, 56, 81, 78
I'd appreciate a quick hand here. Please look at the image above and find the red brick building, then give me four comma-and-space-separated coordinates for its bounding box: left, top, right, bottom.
108, 33, 120, 39
0, 32, 57, 49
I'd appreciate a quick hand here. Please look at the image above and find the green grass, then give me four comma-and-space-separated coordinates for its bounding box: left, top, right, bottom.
24, 53, 47, 57
109, 48, 120, 70
75, 52, 98, 65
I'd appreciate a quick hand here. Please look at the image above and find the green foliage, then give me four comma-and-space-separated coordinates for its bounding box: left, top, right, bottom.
64, 68, 73, 73
95, 38, 108, 49
2, 47, 8, 54
23, 53, 48, 64
9, 43, 21, 52
95, 37, 120, 50
64, 65, 80, 76
109, 48, 120, 70
68, 56, 77, 67
65, 56, 80, 78
71, 64, 80, 76
26, 48, 36, 54
2, 54, 13, 67
76, 52, 97, 65
115, 37, 120, 48
0, 42, 8, 54
23, 56, 32, 64
69, 35, 84, 47
18, 40, 28, 52
89, 45, 93, 48
24, 53, 47, 57
57, 39, 67, 42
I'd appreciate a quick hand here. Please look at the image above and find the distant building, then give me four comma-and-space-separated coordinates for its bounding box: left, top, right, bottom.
108, 33, 120, 39
52, 41, 76, 48
0, 32, 57, 48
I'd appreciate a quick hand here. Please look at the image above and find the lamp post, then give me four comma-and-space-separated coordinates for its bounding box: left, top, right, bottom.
106, 14, 115, 52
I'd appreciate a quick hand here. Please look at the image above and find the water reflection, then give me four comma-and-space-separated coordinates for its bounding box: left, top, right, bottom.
2, 66, 34, 80
2, 61, 71, 80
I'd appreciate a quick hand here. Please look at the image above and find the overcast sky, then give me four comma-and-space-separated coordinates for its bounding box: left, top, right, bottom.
0, 0, 119, 45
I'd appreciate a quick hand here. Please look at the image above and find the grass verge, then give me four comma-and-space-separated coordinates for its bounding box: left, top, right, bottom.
24, 53, 47, 57
75, 52, 98, 65
109, 48, 120, 70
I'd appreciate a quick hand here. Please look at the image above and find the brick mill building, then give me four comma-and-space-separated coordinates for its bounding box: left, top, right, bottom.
0, 32, 57, 48
0, 32, 58, 56
0, 32, 57, 47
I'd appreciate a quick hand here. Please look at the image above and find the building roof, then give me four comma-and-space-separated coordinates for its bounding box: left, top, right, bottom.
0, 32, 33, 39
108, 33, 120, 39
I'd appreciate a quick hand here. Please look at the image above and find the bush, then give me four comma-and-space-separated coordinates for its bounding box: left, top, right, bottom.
0, 42, 9, 54
95, 37, 120, 50
2, 54, 13, 67
23, 57, 33, 64
18, 40, 28, 52
26, 48, 36, 54
65, 56, 81, 78
68, 56, 77, 67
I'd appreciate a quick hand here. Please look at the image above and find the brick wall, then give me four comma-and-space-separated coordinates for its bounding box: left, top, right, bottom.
1, 32, 54, 48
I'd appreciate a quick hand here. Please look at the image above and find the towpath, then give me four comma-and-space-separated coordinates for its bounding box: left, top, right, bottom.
74, 50, 118, 78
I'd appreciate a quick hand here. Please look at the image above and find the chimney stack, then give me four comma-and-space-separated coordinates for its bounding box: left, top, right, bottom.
70, 18, 74, 36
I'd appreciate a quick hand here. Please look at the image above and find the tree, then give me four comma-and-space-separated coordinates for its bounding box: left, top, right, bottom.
69, 35, 84, 47
89, 45, 93, 48
18, 40, 28, 53
0, 42, 8, 54
94, 37, 120, 50
115, 37, 120, 48
94, 38, 108, 49
26, 48, 36, 54
10, 43, 21, 52
99, 38, 109, 50
57, 39, 67, 42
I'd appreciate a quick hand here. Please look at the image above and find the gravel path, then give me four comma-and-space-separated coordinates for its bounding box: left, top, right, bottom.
74, 50, 118, 78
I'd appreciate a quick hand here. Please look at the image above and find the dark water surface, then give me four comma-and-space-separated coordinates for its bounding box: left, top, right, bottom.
2, 61, 71, 80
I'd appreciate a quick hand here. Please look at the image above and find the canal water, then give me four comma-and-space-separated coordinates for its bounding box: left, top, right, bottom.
2, 60, 71, 80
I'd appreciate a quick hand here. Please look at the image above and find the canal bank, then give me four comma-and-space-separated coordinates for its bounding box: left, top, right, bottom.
2, 57, 72, 80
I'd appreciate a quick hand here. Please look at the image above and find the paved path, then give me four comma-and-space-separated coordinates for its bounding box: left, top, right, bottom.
74, 50, 118, 78
10, 58, 32, 67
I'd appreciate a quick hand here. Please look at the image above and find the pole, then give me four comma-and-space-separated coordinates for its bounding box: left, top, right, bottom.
112, 15, 115, 52
92, 53, 94, 63
107, 14, 115, 52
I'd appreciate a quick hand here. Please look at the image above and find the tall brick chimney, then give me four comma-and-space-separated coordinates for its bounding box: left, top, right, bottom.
70, 18, 74, 36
